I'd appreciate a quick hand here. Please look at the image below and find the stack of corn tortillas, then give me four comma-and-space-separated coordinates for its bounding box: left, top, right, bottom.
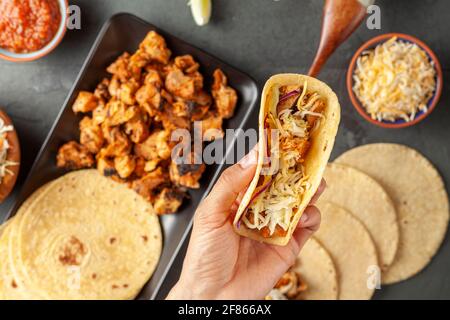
291, 143, 449, 300
0, 170, 162, 300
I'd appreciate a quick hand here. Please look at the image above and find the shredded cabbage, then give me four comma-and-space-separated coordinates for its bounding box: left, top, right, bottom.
0, 118, 17, 182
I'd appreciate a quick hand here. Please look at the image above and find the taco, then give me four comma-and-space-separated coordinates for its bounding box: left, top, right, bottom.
233, 74, 340, 245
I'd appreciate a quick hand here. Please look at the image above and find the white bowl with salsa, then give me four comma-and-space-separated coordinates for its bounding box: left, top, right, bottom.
0, 0, 68, 62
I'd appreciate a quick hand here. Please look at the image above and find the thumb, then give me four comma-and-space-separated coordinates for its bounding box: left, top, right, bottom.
197, 147, 258, 225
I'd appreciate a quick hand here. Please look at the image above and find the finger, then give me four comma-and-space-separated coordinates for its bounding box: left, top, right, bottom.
229, 190, 246, 215
266, 206, 322, 268
197, 147, 258, 224
248, 206, 321, 273
309, 179, 326, 205
292, 206, 321, 249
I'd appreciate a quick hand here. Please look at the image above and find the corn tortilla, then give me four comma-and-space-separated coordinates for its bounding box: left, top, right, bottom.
0, 182, 55, 299
234, 74, 341, 245
314, 202, 378, 300
335, 143, 449, 284
0, 223, 35, 299
317, 163, 398, 271
2, 170, 162, 299
293, 237, 338, 300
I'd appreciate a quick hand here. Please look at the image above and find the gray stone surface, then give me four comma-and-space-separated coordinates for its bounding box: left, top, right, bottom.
1, 0, 449, 299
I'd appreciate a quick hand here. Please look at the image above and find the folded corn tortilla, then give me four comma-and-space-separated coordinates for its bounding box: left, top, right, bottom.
233, 74, 340, 245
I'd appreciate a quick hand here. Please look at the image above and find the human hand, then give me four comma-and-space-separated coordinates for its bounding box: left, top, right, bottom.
167, 147, 325, 300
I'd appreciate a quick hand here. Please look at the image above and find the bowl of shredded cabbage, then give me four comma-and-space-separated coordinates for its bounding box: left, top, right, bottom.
347, 33, 442, 128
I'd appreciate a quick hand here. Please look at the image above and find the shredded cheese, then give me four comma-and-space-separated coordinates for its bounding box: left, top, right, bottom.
265, 289, 288, 300
353, 36, 436, 122
279, 110, 308, 138
0, 118, 17, 183
296, 81, 308, 109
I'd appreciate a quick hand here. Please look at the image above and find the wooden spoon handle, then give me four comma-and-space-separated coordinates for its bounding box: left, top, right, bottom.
308, 0, 368, 77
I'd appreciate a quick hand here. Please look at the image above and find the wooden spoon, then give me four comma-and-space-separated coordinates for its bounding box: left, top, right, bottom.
308, 0, 375, 77
0, 109, 21, 203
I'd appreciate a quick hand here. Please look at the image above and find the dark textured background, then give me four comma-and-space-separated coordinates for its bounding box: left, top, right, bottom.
0, 0, 449, 299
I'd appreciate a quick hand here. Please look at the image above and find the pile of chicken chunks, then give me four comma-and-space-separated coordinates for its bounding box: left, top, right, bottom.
57, 31, 237, 215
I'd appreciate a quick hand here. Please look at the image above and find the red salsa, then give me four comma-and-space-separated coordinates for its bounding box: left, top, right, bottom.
0, 0, 61, 53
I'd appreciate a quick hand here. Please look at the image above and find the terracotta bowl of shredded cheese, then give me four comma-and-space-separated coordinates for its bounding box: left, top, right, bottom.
347, 33, 442, 128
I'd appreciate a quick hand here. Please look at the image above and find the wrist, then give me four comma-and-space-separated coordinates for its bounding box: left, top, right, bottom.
166, 281, 193, 300
166, 278, 220, 300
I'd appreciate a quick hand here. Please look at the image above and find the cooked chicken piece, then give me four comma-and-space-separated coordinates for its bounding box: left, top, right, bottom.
182, 91, 213, 121
92, 102, 109, 125
107, 100, 140, 126
274, 271, 307, 299
114, 154, 136, 179
306, 100, 325, 127
192, 105, 210, 122
172, 100, 195, 118
57, 141, 94, 169
129, 48, 150, 69
102, 127, 132, 157
165, 68, 196, 99
277, 85, 301, 114
280, 136, 310, 162
144, 160, 159, 172
108, 75, 121, 98
174, 55, 199, 73
192, 89, 213, 105
136, 83, 162, 117
161, 89, 174, 104
132, 167, 168, 201
201, 112, 224, 141
94, 78, 111, 101
158, 102, 191, 133
124, 112, 149, 144
169, 152, 205, 189
107, 53, 127, 77
212, 69, 238, 119
101, 121, 114, 143
144, 69, 163, 88
139, 31, 171, 65
107, 52, 136, 82
161, 113, 191, 133
261, 225, 288, 238
72, 91, 98, 113
79, 116, 104, 154
145, 63, 167, 78
245, 213, 288, 239
119, 80, 139, 105
172, 98, 211, 121
153, 187, 185, 215
134, 130, 171, 161
134, 157, 147, 178
190, 71, 204, 91
97, 155, 116, 177
279, 85, 300, 97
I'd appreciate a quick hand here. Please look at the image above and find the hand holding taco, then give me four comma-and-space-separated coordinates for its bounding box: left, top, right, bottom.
233, 74, 340, 245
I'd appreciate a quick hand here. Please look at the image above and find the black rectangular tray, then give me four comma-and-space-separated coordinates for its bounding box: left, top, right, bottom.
5, 13, 258, 300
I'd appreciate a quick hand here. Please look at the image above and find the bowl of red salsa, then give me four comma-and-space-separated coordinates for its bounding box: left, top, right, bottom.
0, 0, 68, 62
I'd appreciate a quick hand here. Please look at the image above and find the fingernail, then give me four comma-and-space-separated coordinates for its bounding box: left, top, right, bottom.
239, 149, 257, 169
300, 212, 309, 224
